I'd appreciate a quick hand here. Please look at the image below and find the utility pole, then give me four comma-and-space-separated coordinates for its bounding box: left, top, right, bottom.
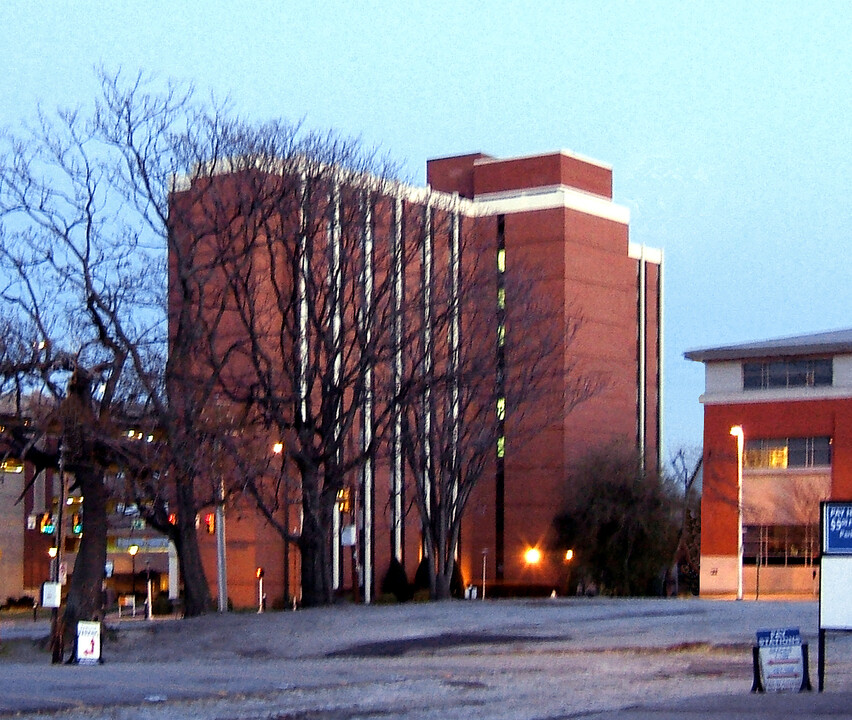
50, 443, 66, 664
215, 475, 228, 612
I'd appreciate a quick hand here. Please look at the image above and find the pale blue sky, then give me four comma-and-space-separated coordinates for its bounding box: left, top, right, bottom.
2, 2, 850, 458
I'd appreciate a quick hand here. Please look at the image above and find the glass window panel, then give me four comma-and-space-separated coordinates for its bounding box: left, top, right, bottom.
741, 358, 833, 391
743, 362, 763, 389
787, 438, 807, 467
812, 437, 831, 466
745, 439, 787, 468
767, 362, 788, 388
787, 360, 810, 387
813, 359, 833, 386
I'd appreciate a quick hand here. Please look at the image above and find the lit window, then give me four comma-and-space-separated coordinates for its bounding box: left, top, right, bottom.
497, 287, 506, 309
497, 324, 505, 346
336, 487, 351, 513
745, 437, 831, 469
497, 249, 506, 273
496, 397, 506, 421
497, 436, 505, 458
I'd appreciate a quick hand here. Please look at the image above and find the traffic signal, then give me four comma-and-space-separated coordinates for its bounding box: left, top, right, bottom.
204, 513, 215, 534
39, 513, 55, 534
256, 566, 264, 579
71, 514, 82, 535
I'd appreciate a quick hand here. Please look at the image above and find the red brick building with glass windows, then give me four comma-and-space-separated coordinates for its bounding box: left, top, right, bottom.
426, 152, 662, 592
175, 149, 662, 605
686, 329, 852, 598
0, 148, 662, 608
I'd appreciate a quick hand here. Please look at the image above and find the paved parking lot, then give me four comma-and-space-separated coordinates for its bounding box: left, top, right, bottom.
2, 598, 852, 719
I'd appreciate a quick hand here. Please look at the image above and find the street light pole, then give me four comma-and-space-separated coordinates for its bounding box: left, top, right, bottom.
481, 549, 487, 600
730, 425, 744, 601
215, 475, 228, 613
129, 544, 139, 598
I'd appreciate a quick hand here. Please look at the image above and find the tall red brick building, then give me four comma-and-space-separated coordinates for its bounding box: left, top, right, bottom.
426, 152, 662, 591
1, 149, 662, 608
181, 149, 663, 605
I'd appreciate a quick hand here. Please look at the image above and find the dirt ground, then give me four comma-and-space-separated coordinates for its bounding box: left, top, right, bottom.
2, 598, 851, 719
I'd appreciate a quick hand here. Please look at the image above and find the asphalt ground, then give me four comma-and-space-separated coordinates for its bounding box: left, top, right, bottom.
2, 597, 852, 719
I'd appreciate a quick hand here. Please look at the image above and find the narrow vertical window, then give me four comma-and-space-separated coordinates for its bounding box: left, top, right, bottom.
495, 214, 506, 581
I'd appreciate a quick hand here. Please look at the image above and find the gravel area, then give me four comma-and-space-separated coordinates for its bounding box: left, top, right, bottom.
2, 598, 852, 719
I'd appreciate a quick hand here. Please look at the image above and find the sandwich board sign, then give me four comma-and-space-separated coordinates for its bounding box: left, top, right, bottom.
756, 628, 804, 692
76, 621, 101, 664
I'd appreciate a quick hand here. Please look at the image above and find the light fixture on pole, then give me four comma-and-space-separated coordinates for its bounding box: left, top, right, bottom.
129, 544, 139, 597
729, 425, 744, 601
273, 441, 290, 607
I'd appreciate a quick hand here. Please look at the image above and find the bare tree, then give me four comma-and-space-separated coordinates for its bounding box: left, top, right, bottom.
0, 70, 264, 631
399, 213, 599, 599
169, 130, 426, 606
667, 447, 702, 595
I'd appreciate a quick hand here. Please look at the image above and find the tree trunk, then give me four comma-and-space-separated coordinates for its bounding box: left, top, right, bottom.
299, 485, 333, 607
434, 564, 453, 600
62, 464, 108, 654
173, 479, 212, 616
59, 370, 109, 657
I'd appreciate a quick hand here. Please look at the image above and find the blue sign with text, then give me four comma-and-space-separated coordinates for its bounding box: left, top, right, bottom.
824, 503, 852, 554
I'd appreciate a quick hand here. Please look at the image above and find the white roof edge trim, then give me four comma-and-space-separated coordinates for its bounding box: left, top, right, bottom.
474, 185, 629, 224
628, 243, 663, 264
473, 149, 613, 171
698, 387, 852, 405
169, 154, 477, 214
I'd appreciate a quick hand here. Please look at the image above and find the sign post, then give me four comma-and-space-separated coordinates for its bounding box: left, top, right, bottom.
818, 501, 852, 690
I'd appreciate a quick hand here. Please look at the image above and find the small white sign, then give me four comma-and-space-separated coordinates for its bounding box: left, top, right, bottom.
76, 621, 101, 664
341, 524, 357, 547
42, 582, 61, 608
58, 561, 68, 586
757, 628, 804, 692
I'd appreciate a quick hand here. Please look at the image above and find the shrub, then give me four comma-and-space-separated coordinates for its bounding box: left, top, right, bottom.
151, 592, 173, 616
380, 558, 412, 602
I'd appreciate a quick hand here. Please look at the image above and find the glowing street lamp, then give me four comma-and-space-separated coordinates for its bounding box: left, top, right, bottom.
47, 545, 58, 581
129, 544, 139, 597
272, 441, 289, 605
730, 425, 744, 601
524, 547, 542, 565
